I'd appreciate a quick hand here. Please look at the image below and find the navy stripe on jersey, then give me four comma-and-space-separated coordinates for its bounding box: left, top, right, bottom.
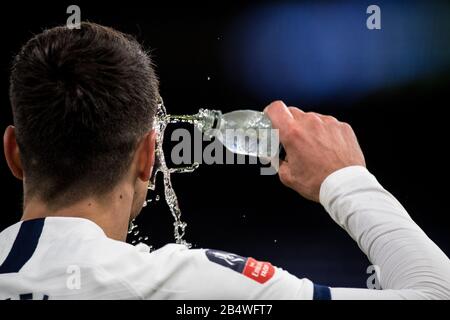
0, 218, 45, 274
313, 283, 332, 300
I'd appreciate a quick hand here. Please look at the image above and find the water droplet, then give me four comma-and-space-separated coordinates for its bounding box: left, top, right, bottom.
131, 240, 136, 244
133, 230, 139, 236
142, 200, 147, 207
274, 239, 277, 243
207, 76, 211, 81
155, 195, 160, 201
144, 236, 149, 241
128, 220, 137, 234
138, 237, 143, 241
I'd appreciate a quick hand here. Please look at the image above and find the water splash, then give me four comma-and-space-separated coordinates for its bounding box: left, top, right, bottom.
128, 219, 138, 234
163, 108, 220, 133
127, 219, 152, 248
148, 98, 200, 248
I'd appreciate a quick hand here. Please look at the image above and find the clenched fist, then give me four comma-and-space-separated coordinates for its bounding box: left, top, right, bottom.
265, 101, 366, 202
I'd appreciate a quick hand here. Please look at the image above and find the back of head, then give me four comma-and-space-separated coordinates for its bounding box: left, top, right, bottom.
9, 22, 159, 208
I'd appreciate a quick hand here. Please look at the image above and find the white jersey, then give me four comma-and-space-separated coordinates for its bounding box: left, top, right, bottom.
0, 166, 449, 299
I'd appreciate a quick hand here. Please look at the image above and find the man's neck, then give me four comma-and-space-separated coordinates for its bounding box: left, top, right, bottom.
21, 186, 134, 241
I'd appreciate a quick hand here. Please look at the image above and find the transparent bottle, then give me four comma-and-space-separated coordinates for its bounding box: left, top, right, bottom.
168, 109, 279, 158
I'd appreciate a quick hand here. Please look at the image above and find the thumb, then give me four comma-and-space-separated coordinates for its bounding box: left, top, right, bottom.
264, 101, 293, 141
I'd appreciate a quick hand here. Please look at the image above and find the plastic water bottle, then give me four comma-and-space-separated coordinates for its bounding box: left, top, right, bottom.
168, 109, 279, 158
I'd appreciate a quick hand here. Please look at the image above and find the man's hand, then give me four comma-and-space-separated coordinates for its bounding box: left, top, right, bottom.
265, 101, 366, 202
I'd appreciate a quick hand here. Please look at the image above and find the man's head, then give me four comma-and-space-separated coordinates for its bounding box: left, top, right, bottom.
4, 22, 159, 219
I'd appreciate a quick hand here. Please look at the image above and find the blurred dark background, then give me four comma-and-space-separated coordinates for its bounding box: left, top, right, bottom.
0, 0, 449, 288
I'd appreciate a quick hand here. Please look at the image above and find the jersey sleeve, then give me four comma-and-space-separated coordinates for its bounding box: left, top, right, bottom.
111, 165, 450, 300
320, 166, 450, 300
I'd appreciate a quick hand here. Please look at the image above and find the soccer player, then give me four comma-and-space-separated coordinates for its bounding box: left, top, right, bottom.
1, 23, 449, 299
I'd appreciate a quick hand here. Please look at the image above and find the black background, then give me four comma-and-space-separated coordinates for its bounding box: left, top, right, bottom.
0, 1, 448, 288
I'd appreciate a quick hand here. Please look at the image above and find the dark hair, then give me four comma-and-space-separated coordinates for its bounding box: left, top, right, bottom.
9, 22, 159, 207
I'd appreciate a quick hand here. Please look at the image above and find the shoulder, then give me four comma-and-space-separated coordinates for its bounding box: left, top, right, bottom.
97, 244, 314, 299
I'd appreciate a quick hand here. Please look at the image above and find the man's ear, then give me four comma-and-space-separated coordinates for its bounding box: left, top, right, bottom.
136, 129, 156, 182
3, 125, 24, 180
